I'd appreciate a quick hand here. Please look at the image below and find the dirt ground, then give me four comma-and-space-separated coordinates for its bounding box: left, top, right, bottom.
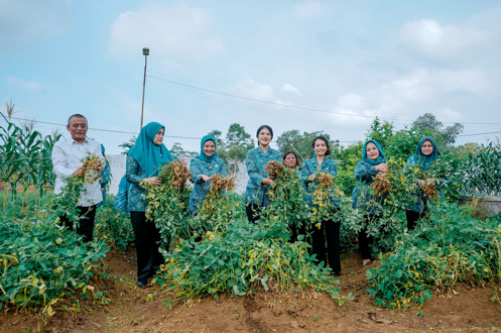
1, 248, 500, 333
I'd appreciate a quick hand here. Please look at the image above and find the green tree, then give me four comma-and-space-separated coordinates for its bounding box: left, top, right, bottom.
276, 130, 337, 162
170, 142, 197, 157
225, 123, 254, 150
119, 136, 136, 155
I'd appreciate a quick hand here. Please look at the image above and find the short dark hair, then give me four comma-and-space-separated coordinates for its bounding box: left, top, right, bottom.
67, 114, 87, 125
283, 151, 300, 167
312, 136, 331, 156
256, 125, 273, 139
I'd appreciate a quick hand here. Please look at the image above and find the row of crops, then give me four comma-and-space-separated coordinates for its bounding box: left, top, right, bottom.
1, 109, 500, 315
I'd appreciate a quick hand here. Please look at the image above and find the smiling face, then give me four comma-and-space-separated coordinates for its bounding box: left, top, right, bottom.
313, 139, 328, 157
203, 140, 216, 157
153, 128, 164, 145
67, 116, 88, 143
258, 128, 272, 147
283, 152, 297, 169
366, 142, 380, 160
421, 140, 434, 156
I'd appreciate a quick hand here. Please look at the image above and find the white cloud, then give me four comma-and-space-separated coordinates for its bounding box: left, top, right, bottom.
282, 83, 302, 96
7, 76, 46, 91
435, 107, 464, 123
0, 0, 71, 47
108, 3, 224, 60
225, 79, 285, 106
294, 1, 324, 18
399, 19, 489, 59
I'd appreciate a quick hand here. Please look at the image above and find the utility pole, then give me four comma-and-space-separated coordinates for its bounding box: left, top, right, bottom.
140, 47, 149, 130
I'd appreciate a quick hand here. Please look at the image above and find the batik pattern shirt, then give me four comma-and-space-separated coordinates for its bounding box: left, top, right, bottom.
244, 147, 282, 206
351, 160, 386, 215
188, 156, 227, 213
300, 158, 340, 208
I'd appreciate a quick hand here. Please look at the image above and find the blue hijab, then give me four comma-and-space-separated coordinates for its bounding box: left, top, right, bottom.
128, 122, 174, 177
196, 135, 218, 162
415, 136, 440, 170
362, 139, 386, 165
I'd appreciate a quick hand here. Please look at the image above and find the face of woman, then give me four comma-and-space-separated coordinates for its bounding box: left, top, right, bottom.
366, 142, 380, 160
203, 140, 216, 157
283, 153, 297, 169
421, 140, 434, 156
313, 139, 327, 157
258, 128, 272, 147
153, 128, 164, 145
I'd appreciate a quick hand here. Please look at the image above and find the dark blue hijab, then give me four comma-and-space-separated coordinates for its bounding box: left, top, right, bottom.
128, 122, 174, 177
197, 135, 218, 162
362, 139, 386, 165
415, 136, 440, 170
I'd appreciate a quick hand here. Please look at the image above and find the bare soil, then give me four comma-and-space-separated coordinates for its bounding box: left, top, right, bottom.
1, 248, 500, 333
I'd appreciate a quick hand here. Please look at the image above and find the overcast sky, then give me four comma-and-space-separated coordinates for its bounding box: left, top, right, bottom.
1, 0, 501, 154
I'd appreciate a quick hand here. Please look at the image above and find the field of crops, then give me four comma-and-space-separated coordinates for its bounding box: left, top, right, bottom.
1, 111, 501, 332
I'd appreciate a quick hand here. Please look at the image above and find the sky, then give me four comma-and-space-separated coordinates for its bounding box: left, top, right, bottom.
1, 0, 501, 155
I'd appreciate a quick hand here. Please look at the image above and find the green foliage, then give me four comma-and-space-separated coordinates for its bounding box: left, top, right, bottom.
170, 142, 197, 157
276, 130, 337, 163
94, 198, 134, 251
0, 107, 60, 208
367, 202, 501, 308
119, 135, 136, 155
0, 209, 108, 314
209, 124, 254, 175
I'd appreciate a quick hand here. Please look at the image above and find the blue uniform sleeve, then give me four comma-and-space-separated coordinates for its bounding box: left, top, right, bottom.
328, 160, 338, 178
219, 158, 227, 177
126, 155, 144, 186
114, 176, 129, 212
246, 150, 264, 187
190, 158, 205, 184
299, 160, 312, 183
354, 160, 376, 182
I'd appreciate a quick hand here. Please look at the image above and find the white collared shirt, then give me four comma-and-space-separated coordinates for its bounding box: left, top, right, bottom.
51, 136, 104, 207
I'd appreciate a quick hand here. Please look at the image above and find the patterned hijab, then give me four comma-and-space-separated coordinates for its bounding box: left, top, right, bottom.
415, 136, 440, 170
197, 135, 218, 162
362, 139, 386, 165
128, 122, 174, 177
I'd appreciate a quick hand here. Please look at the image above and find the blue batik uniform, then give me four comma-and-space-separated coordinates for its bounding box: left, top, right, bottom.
351, 140, 387, 216
300, 157, 340, 208
404, 136, 441, 213
244, 146, 282, 206
114, 175, 130, 213
126, 122, 176, 212
188, 135, 227, 213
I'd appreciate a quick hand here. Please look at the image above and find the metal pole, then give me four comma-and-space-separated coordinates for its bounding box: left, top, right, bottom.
140, 48, 149, 130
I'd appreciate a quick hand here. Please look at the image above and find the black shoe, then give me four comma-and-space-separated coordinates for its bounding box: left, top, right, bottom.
137, 280, 147, 288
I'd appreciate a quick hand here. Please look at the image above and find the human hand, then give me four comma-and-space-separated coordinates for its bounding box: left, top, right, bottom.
308, 174, 317, 181
72, 167, 84, 178
375, 163, 388, 173
200, 175, 210, 182
145, 177, 162, 186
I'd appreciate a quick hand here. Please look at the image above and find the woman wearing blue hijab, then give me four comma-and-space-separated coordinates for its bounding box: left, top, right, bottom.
351, 139, 388, 265
126, 122, 175, 287
404, 136, 440, 231
188, 135, 226, 213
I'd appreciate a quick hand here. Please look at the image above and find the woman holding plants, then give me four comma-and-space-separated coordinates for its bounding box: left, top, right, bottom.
404, 136, 441, 231
300, 136, 341, 276
351, 139, 388, 265
188, 135, 227, 213
245, 125, 282, 223
126, 122, 176, 288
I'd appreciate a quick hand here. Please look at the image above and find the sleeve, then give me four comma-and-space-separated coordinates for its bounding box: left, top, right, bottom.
219, 159, 227, 177
114, 176, 129, 212
403, 156, 414, 173
329, 160, 338, 178
245, 150, 264, 187
51, 142, 75, 179
354, 161, 376, 182
299, 160, 312, 183
190, 158, 205, 184
126, 154, 144, 185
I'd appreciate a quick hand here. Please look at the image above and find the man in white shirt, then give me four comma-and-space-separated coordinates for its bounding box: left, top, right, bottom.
52, 114, 104, 242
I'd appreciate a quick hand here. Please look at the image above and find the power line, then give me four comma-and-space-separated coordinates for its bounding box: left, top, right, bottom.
147, 75, 501, 126
458, 130, 501, 137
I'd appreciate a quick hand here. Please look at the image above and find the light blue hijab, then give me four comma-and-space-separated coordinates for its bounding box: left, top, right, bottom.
415, 136, 440, 170
196, 135, 218, 162
362, 139, 386, 165
128, 122, 174, 177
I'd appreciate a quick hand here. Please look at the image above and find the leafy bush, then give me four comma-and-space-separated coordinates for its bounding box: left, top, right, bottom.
95, 197, 134, 251
0, 212, 108, 314
367, 202, 501, 308
459, 142, 501, 196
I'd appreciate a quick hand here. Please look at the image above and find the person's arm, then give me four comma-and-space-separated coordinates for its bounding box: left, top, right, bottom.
245, 150, 265, 187
354, 161, 376, 182
190, 158, 206, 184
329, 160, 338, 178
219, 158, 227, 177
299, 160, 312, 183
126, 155, 144, 185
